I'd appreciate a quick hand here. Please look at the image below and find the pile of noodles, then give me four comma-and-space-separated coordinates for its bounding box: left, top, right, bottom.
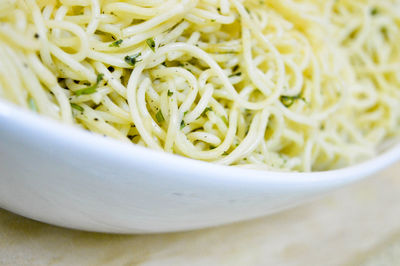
0, 0, 399, 171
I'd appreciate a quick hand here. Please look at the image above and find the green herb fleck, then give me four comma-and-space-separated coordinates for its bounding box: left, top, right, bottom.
70, 103, 84, 112
371, 7, 378, 15
381, 26, 388, 39
229, 72, 242, 78
221, 116, 228, 125
280, 94, 304, 108
180, 120, 185, 130
96, 73, 104, 83
201, 107, 213, 117
109, 39, 123, 47
124, 53, 141, 66
28, 97, 37, 112
146, 38, 156, 52
167, 90, 173, 96
128, 134, 138, 140
183, 111, 188, 116
155, 110, 165, 123
74, 73, 103, 96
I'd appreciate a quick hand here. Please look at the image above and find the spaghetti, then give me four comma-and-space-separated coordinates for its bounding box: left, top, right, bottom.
0, 0, 399, 171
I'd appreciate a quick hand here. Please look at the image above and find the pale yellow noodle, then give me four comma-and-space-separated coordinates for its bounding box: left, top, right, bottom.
0, 0, 399, 172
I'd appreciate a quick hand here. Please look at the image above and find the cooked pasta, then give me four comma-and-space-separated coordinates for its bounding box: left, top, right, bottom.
0, 0, 399, 171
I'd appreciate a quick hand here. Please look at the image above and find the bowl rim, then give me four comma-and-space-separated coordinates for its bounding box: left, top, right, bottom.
1, 98, 399, 186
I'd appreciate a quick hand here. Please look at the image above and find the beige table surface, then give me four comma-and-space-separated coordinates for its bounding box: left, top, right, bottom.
1, 163, 400, 266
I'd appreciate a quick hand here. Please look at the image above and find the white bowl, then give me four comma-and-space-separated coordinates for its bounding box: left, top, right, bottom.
0, 99, 399, 233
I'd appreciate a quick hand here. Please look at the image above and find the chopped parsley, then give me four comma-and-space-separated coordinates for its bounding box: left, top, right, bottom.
128, 134, 138, 140
109, 39, 123, 47
75, 86, 97, 96
280, 94, 304, 108
201, 107, 213, 117
180, 120, 185, 129
28, 97, 37, 112
371, 7, 378, 15
124, 53, 141, 66
96, 73, 104, 83
381, 26, 389, 39
221, 116, 228, 125
146, 38, 156, 52
229, 72, 242, 78
70, 103, 84, 112
155, 110, 165, 123
167, 90, 173, 96
74, 73, 104, 96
